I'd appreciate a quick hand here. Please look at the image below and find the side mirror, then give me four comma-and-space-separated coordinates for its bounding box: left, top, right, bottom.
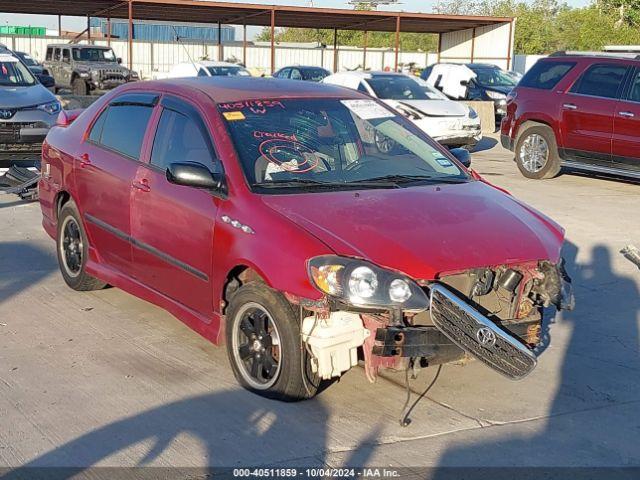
37, 74, 55, 88
450, 148, 471, 168
166, 162, 225, 193
117, 58, 122, 64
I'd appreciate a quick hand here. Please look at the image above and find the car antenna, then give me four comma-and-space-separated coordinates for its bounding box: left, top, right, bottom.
170, 25, 199, 74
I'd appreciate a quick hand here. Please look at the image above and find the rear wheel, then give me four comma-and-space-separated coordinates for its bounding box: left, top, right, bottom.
56, 201, 105, 291
225, 282, 319, 402
72, 77, 88, 96
515, 125, 561, 179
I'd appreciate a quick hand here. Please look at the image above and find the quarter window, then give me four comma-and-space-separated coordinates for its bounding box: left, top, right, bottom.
519, 60, 575, 90
150, 108, 214, 171
91, 104, 154, 159
570, 64, 628, 99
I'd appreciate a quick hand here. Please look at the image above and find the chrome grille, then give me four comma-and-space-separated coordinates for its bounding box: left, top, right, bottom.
429, 284, 537, 380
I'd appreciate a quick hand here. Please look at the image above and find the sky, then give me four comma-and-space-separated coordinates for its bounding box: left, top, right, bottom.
0, 0, 591, 36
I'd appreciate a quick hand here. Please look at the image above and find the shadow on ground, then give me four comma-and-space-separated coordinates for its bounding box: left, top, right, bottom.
432, 241, 640, 473
0, 241, 56, 306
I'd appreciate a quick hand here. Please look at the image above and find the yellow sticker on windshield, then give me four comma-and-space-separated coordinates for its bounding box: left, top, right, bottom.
223, 111, 246, 121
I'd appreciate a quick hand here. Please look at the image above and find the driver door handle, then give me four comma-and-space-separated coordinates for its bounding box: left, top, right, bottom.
619, 111, 635, 118
562, 103, 578, 110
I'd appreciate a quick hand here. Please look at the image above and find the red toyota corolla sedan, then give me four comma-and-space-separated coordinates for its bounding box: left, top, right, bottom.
39, 77, 574, 401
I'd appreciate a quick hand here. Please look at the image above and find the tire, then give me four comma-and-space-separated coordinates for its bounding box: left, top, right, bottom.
225, 282, 319, 402
72, 77, 88, 96
515, 125, 561, 180
56, 201, 106, 291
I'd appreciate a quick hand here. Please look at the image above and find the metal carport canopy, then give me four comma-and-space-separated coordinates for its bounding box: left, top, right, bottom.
1, 0, 514, 73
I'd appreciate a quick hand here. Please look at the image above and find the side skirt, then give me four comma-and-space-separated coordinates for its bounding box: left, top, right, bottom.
85, 259, 225, 346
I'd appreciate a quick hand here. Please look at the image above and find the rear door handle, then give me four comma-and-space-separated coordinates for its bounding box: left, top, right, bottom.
619, 111, 635, 118
79, 153, 91, 168
562, 103, 578, 110
132, 179, 150, 193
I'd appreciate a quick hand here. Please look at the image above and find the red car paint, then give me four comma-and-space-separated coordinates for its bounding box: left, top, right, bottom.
40, 78, 565, 348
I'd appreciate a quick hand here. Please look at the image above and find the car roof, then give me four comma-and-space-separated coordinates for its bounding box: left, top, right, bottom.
47, 44, 110, 49
123, 76, 366, 103
193, 61, 243, 67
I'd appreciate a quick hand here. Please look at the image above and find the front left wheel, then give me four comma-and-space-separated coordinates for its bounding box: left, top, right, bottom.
225, 282, 319, 402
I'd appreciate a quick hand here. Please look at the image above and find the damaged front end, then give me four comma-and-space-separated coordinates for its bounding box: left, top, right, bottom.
297, 256, 574, 383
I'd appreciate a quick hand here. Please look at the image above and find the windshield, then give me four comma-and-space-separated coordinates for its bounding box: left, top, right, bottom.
472, 68, 517, 88
366, 76, 430, 101
17, 53, 38, 67
411, 77, 449, 100
0, 54, 36, 86
302, 68, 330, 82
72, 48, 117, 62
219, 98, 468, 193
206, 66, 250, 76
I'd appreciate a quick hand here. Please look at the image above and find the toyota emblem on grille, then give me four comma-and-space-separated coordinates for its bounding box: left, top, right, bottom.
0, 109, 16, 120
476, 327, 496, 347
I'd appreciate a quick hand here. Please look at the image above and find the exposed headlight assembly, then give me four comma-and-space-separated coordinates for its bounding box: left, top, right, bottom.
37, 101, 61, 115
307, 255, 429, 312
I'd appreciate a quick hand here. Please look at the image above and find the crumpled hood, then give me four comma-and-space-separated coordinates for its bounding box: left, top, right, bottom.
0, 84, 56, 109
385, 99, 468, 117
261, 181, 564, 280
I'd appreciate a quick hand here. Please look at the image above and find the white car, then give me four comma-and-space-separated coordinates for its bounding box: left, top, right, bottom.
323, 71, 481, 149
163, 61, 251, 79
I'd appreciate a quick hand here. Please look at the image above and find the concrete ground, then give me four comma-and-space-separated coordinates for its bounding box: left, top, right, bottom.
0, 136, 639, 474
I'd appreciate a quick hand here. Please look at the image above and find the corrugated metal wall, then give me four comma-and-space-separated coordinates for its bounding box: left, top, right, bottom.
91, 19, 235, 43
439, 21, 514, 70
1, 34, 437, 78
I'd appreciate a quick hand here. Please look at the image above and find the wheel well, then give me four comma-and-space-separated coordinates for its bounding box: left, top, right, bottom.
54, 191, 71, 220
222, 266, 265, 314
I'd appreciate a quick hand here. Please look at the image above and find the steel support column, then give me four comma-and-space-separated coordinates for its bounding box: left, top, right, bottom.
270, 9, 275, 74
333, 28, 338, 73
394, 15, 400, 72
128, 0, 133, 70
243, 22, 247, 66
470, 27, 476, 62
58, 15, 62, 37
363, 30, 368, 71
218, 21, 223, 61
107, 17, 111, 47
437, 33, 442, 62
87, 15, 91, 42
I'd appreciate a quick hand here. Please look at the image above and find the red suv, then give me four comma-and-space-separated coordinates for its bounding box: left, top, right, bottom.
40, 78, 573, 401
501, 52, 640, 180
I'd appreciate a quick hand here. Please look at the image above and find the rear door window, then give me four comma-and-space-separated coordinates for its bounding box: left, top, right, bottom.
46, 47, 53, 61
62, 49, 70, 62
290, 69, 302, 80
53, 48, 61, 61
519, 60, 575, 90
625, 68, 640, 102
88, 97, 155, 160
570, 64, 629, 99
